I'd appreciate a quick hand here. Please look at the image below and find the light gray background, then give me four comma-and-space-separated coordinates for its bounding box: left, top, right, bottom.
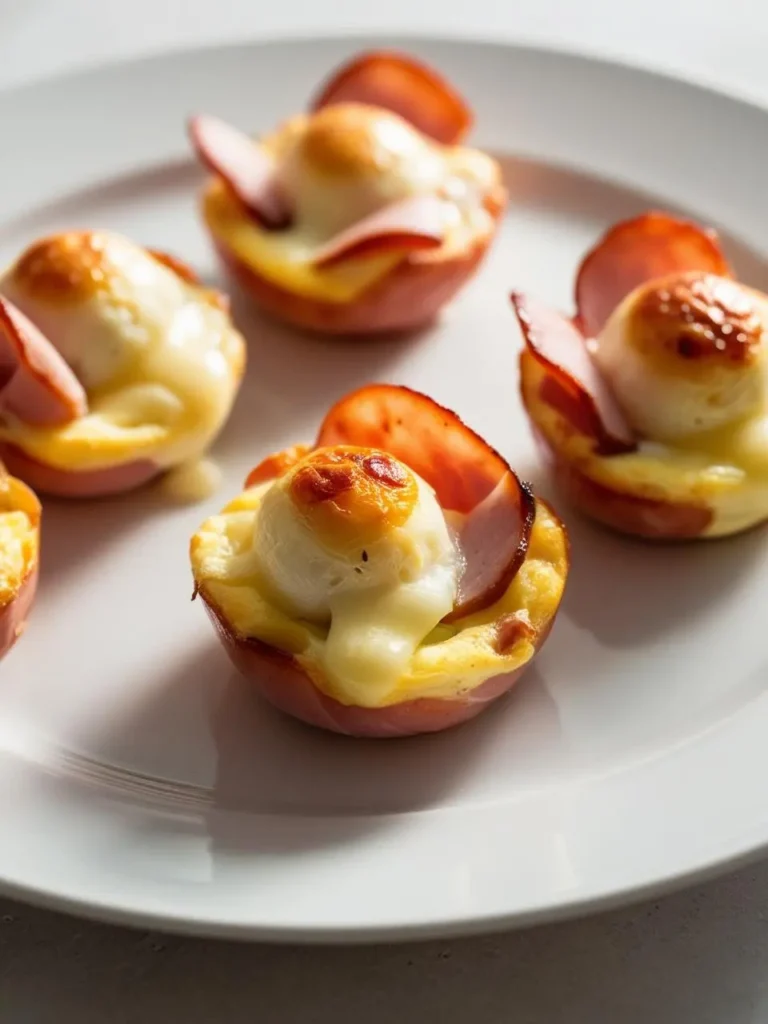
1, 1, 767, 1020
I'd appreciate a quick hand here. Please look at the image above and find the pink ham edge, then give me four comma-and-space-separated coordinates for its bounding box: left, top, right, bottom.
574, 211, 733, 339
0, 474, 39, 659
188, 114, 291, 228
0, 298, 87, 427
446, 473, 535, 623
311, 195, 448, 268
204, 596, 532, 738
315, 383, 534, 620
310, 50, 473, 145
0, 445, 160, 498
512, 290, 636, 454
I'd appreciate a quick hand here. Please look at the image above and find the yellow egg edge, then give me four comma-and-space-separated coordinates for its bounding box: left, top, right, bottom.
189, 482, 568, 707
201, 179, 407, 303
1, 314, 247, 473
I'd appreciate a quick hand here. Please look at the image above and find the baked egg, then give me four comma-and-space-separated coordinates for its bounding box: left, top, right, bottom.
190, 385, 568, 737
190, 50, 506, 334
0, 230, 245, 498
514, 212, 768, 539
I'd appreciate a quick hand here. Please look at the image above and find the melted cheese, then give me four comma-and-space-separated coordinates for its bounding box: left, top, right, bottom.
161, 457, 223, 503
0, 509, 35, 605
190, 478, 568, 709
202, 104, 501, 302
244, 447, 459, 706
0, 232, 245, 472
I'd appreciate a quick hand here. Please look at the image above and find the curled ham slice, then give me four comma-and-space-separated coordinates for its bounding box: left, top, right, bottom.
187, 115, 291, 229
245, 444, 311, 488
575, 211, 732, 339
512, 291, 635, 455
316, 384, 535, 619
311, 50, 473, 145
312, 196, 447, 268
0, 298, 87, 427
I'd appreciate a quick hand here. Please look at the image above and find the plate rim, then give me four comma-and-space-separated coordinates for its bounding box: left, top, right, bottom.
0, 811, 766, 944
1, 32, 768, 942
3, 28, 768, 117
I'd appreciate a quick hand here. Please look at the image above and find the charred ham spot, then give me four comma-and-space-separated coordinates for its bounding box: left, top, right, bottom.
676, 336, 702, 359
360, 453, 409, 488
0, 362, 16, 390
494, 614, 535, 655
291, 463, 355, 504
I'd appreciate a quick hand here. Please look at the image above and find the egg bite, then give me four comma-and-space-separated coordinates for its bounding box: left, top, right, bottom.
512, 212, 768, 540
189, 50, 506, 335
0, 231, 245, 498
0, 469, 40, 659
190, 385, 568, 738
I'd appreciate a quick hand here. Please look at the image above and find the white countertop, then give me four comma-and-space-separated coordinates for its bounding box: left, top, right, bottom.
2, 2, 768, 1021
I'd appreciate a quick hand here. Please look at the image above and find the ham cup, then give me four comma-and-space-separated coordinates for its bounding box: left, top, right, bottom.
190, 385, 569, 738
0, 469, 40, 659
189, 50, 506, 335
0, 231, 245, 498
513, 211, 768, 540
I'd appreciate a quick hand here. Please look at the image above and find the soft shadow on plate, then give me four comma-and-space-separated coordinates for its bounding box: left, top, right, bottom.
503, 155, 768, 289
68, 638, 564, 858
559, 507, 768, 647
35, 483, 184, 591
207, 656, 564, 827
211, 289, 440, 467
0, 160, 200, 242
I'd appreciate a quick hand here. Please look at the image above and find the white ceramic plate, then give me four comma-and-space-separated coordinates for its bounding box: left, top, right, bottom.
1, 35, 768, 942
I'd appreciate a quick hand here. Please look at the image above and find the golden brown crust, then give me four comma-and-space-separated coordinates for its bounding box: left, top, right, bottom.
12, 233, 230, 316
11, 232, 118, 305
287, 446, 418, 549
630, 272, 763, 370
299, 104, 415, 179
